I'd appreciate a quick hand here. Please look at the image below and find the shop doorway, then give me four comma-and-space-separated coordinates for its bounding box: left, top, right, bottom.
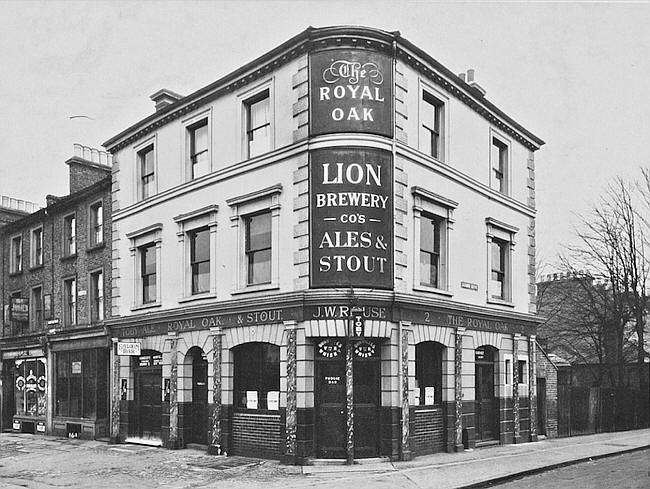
188, 347, 208, 444
314, 339, 380, 459
132, 351, 162, 442
475, 346, 499, 442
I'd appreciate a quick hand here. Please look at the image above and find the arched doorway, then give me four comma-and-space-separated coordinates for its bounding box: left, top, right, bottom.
132, 350, 163, 442
475, 345, 499, 442
187, 347, 208, 444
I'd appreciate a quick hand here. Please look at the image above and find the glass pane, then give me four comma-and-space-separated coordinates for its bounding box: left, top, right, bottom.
142, 148, 154, 174
83, 350, 97, 418
249, 249, 271, 284
246, 213, 271, 251
491, 241, 503, 271
191, 262, 210, 294
14, 361, 25, 415
56, 353, 69, 416
420, 217, 434, 252
249, 125, 270, 158
143, 275, 157, 303
69, 351, 82, 418
191, 229, 210, 262
250, 96, 269, 128
142, 245, 156, 275
193, 123, 208, 152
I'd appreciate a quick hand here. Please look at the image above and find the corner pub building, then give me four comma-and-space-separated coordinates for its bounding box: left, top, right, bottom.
104, 26, 544, 464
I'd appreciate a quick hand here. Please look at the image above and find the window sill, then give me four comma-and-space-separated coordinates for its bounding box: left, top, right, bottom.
131, 302, 162, 312
60, 253, 77, 262
231, 283, 279, 295
178, 293, 216, 304
9, 270, 23, 277
29, 264, 44, 272
86, 242, 105, 253
487, 297, 515, 307
413, 284, 453, 297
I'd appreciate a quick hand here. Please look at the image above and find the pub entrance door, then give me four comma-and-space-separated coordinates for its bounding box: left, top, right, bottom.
189, 348, 208, 444
131, 351, 163, 442
475, 346, 499, 442
314, 339, 380, 459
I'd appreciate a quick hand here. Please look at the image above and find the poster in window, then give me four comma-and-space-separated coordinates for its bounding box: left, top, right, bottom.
310, 147, 393, 289
413, 389, 420, 405
267, 391, 279, 411
11, 298, 29, 322
246, 390, 258, 410
71, 361, 82, 375
424, 386, 435, 405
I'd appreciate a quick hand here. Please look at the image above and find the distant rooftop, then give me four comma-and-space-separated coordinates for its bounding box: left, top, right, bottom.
71, 143, 113, 167
0, 195, 42, 214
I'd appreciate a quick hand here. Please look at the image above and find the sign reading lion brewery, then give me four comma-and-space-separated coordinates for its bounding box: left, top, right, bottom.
310, 49, 393, 137
310, 147, 393, 289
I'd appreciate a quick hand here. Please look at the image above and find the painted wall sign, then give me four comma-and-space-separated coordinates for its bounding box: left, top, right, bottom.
11, 298, 29, 322
117, 342, 141, 356
310, 49, 393, 137
461, 281, 479, 291
308, 305, 389, 320
400, 307, 536, 335
310, 147, 393, 289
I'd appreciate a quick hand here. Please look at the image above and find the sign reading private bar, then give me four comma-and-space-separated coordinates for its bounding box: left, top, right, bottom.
310, 49, 393, 137
310, 147, 393, 289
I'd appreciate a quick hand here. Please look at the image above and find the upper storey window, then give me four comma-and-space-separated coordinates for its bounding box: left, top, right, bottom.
490, 133, 510, 194
486, 217, 518, 305
31, 227, 43, 267
89, 201, 103, 246
245, 89, 271, 159
63, 214, 76, 256
10, 235, 22, 273
138, 143, 156, 200
245, 211, 272, 286
420, 91, 445, 161
187, 118, 209, 179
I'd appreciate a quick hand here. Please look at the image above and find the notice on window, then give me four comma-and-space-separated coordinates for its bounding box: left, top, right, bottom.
71, 361, 82, 375
246, 391, 258, 410
267, 391, 279, 411
425, 386, 435, 405
413, 389, 421, 405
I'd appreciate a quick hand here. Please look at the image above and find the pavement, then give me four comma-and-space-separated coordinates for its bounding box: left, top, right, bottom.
0, 429, 647, 488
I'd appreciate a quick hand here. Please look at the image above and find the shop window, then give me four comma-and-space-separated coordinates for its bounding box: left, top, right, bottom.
90, 269, 104, 322
421, 91, 445, 160
187, 118, 210, 179
233, 342, 279, 411
89, 201, 103, 246
63, 277, 76, 326
517, 359, 528, 385
504, 356, 512, 385
490, 133, 510, 194
245, 211, 272, 285
63, 214, 76, 256
55, 349, 109, 418
30, 286, 42, 331
13, 358, 47, 416
244, 88, 271, 159
138, 143, 156, 200
10, 234, 22, 273
31, 227, 43, 267
415, 342, 444, 405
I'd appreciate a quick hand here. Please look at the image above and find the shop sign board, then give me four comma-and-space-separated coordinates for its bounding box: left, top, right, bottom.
310, 147, 393, 289
11, 298, 29, 322
310, 49, 393, 137
117, 342, 141, 356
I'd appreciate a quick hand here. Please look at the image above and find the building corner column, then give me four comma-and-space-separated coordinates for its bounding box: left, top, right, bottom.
345, 339, 354, 465
399, 321, 412, 461
166, 332, 180, 449
110, 337, 122, 444
454, 327, 465, 451
283, 321, 298, 464
529, 335, 538, 442
512, 334, 521, 444
208, 327, 223, 455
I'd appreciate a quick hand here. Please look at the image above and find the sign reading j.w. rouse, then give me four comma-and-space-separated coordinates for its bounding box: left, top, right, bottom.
310, 147, 393, 289
310, 49, 393, 137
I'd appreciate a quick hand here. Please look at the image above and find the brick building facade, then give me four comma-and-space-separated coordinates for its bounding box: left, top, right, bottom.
1, 144, 113, 439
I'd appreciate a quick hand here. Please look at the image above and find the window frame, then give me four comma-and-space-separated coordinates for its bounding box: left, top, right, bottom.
490, 130, 511, 195
88, 200, 104, 247
9, 233, 23, 274
244, 210, 272, 286
30, 226, 43, 268
62, 213, 76, 257
232, 342, 280, 412
89, 268, 104, 322
227, 184, 282, 294
127, 223, 163, 310
414, 341, 445, 406
239, 79, 274, 160
63, 276, 77, 326
134, 137, 157, 201
184, 111, 211, 181
419, 82, 448, 162
412, 187, 457, 295
486, 217, 518, 306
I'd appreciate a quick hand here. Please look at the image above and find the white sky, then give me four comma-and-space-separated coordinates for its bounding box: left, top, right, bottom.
1, 0, 649, 267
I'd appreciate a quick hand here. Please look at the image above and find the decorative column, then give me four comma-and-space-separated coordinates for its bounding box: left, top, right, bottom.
110, 338, 121, 444
345, 339, 354, 465
208, 327, 223, 455
529, 335, 538, 442
284, 321, 298, 464
399, 321, 412, 461
167, 333, 179, 448
454, 327, 465, 451
512, 334, 521, 444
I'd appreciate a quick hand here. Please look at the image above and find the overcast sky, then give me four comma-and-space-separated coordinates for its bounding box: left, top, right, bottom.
1, 1, 648, 268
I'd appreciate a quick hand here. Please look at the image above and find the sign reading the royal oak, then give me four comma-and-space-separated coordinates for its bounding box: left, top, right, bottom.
310, 49, 393, 137
310, 147, 393, 289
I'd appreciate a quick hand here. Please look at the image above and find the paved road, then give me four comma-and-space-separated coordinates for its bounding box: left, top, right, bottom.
492, 450, 650, 489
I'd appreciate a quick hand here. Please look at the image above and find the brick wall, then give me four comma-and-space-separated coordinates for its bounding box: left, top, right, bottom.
231, 412, 283, 459
412, 407, 446, 455
535, 346, 558, 438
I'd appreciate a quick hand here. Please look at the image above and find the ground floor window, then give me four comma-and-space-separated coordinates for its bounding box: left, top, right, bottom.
55, 348, 109, 418
233, 342, 279, 410
13, 358, 47, 416
415, 342, 444, 405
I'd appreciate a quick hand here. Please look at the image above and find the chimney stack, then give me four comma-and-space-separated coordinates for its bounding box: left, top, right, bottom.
150, 89, 183, 112
458, 68, 486, 96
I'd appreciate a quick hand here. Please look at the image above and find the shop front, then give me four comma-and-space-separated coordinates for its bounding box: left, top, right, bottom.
3, 351, 47, 435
